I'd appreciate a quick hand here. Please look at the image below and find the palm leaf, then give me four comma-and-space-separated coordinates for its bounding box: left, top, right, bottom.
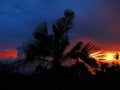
53, 10, 75, 36
78, 53, 98, 68
33, 22, 48, 41
66, 41, 98, 68
24, 39, 37, 61
52, 10, 75, 58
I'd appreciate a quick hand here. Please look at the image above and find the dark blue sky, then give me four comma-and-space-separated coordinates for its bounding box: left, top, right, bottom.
0, 0, 120, 59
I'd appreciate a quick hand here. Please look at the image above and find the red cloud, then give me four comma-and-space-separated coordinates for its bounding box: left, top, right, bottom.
0, 49, 17, 59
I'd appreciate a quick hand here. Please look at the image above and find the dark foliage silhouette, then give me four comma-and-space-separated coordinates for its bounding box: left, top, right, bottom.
23, 10, 99, 80
0, 62, 12, 76
66, 41, 99, 68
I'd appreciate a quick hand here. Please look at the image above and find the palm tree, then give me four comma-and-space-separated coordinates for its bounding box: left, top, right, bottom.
23, 10, 98, 78
24, 10, 74, 65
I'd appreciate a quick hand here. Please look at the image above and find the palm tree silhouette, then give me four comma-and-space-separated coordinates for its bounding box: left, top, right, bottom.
23, 10, 98, 79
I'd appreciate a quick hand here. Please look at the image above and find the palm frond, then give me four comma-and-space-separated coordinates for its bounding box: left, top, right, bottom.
65, 41, 84, 59
53, 10, 75, 35
24, 21, 55, 62
69, 41, 84, 53
66, 41, 98, 68
33, 22, 48, 40
24, 39, 37, 61
78, 54, 98, 68
52, 10, 75, 58
64, 9, 75, 31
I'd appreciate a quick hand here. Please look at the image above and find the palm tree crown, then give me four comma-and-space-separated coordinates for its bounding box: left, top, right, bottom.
24, 9, 98, 71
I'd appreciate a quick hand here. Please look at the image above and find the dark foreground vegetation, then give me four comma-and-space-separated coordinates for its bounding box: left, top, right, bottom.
0, 72, 120, 90
0, 10, 120, 89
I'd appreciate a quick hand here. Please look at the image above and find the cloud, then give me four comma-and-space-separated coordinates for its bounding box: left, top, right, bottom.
0, 49, 17, 59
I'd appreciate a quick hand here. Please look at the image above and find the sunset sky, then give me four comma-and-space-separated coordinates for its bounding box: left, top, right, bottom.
0, 0, 120, 60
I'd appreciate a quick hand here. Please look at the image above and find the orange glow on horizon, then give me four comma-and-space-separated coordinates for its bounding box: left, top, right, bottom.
105, 53, 115, 61
0, 49, 17, 59
90, 51, 120, 63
